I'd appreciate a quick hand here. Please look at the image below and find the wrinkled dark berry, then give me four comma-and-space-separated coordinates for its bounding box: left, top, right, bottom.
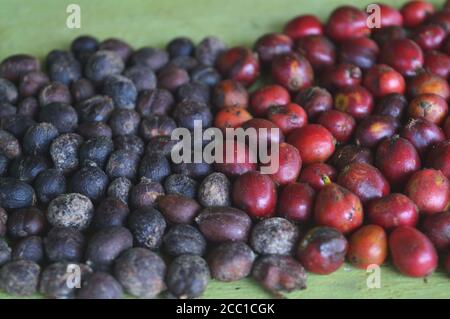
130, 47, 169, 71
108, 109, 140, 136
330, 144, 373, 171
70, 163, 109, 203
77, 271, 123, 299
8, 155, 50, 183
176, 82, 210, 104
0, 54, 40, 83
0, 177, 36, 209
0, 238, 11, 266
123, 66, 157, 92
39, 102, 78, 133
0, 102, 16, 118
113, 135, 143, 157
0, 129, 22, 159
137, 88, 174, 117
84, 50, 124, 83
190, 65, 222, 87
85, 226, 133, 269
103, 74, 137, 109
0, 78, 18, 104
198, 172, 231, 207
46, 50, 81, 85
50, 133, 84, 173
107, 177, 132, 204
0, 208, 7, 237
18, 70, 49, 98
22, 122, 59, 156
7, 207, 46, 238
250, 217, 299, 255
34, 169, 67, 203
47, 193, 93, 230
76, 95, 114, 123
208, 242, 255, 282
157, 194, 200, 224
93, 197, 129, 229
166, 254, 210, 299
0, 260, 40, 296
99, 38, 133, 63
129, 177, 165, 209
158, 66, 190, 93
128, 207, 166, 250
106, 149, 140, 180
71, 78, 96, 103
163, 224, 206, 257
167, 37, 195, 58
171, 152, 212, 179
77, 122, 112, 139
44, 227, 85, 263
114, 248, 166, 298
79, 136, 114, 168
17, 97, 39, 118
195, 36, 227, 66
164, 173, 198, 198
12, 236, 44, 263
139, 115, 177, 140
71, 35, 99, 64
138, 153, 171, 182
1, 114, 36, 139
38, 82, 72, 106
0, 155, 8, 177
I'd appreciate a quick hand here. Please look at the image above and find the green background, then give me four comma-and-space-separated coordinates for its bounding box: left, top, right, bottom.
0, 0, 449, 299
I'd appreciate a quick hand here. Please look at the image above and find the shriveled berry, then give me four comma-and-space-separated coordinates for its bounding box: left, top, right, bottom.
77, 271, 123, 299
47, 193, 93, 230
44, 227, 85, 263
93, 197, 129, 230
164, 174, 198, 198
0, 177, 36, 209
198, 172, 231, 207
107, 177, 132, 204
0, 260, 40, 296
106, 150, 140, 180
50, 133, 84, 173
34, 169, 67, 203
12, 236, 44, 263
7, 207, 45, 238
128, 207, 166, 250
250, 217, 299, 255
84, 50, 124, 83
163, 224, 206, 257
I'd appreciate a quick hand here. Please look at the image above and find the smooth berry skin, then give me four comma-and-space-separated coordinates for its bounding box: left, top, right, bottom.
347, 225, 388, 269
271, 53, 314, 92
287, 124, 335, 165
408, 93, 448, 126
250, 85, 290, 117
299, 163, 336, 191
277, 182, 315, 223
367, 193, 419, 231
283, 15, 324, 40
334, 85, 374, 120
401, 118, 445, 157
214, 140, 257, 177
407, 72, 450, 101
378, 4, 403, 27
326, 6, 370, 43
405, 169, 450, 215
267, 103, 308, 135
232, 171, 277, 219
363, 64, 405, 99
216, 47, 260, 87
427, 141, 450, 179
266, 142, 301, 186
421, 211, 450, 251
254, 33, 293, 65
315, 183, 363, 234
294, 35, 336, 71
322, 63, 362, 90
424, 50, 450, 79
400, 0, 435, 28
380, 39, 424, 77
317, 110, 355, 144
389, 226, 438, 278
375, 136, 421, 189
412, 24, 446, 51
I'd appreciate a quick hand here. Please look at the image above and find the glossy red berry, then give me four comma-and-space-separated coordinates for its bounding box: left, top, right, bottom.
367, 193, 419, 231
314, 182, 363, 234
299, 163, 337, 191
322, 63, 362, 90
378, 3, 403, 27
241, 118, 284, 146
401, 118, 445, 156
363, 64, 405, 98
338, 37, 379, 70
400, 0, 435, 28
277, 182, 315, 223
267, 103, 308, 135
265, 142, 301, 186
347, 225, 388, 269
427, 141, 450, 179
354, 115, 399, 149
294, 35, 336, 70
407, 72, 450, 100
317, 110, 355, 144
254, 33, 293, 65
271, 52, 314, 91
424, 50, 450, 79
380, 39, 424, 77
287, 124, 335, 165
389, 226, 438, 277
412, 24, 446, 51
405, 168, 450, 215
294, 86, 333, 120
334, 85, 374, 120
216, 47, 260, 87
250, 85, 290, 117
421, 211, 450, 251
408, 93, 448, 125
232, 171, 277, 219
326, 6, 370, 43
283, 15, 324, 40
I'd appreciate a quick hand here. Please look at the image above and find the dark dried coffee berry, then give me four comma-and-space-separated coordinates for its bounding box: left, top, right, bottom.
123, 66, 157, 92
39, 262, 92, 299
252, 255, 307, 297
0, 78, 18, 104
99, 38, 133, 63
0, 238, 11, 266
163, 224, 206, 257
103, 74, 137, 109
76, 95, 114, 123
139, 115, 177, 140
71, 35, 99, 64
136, 88, 174, 117
39, 102, 78, 133
166, 254, 210, 299
167, 56, 198, 71
1, 114, 36, 139
0, 260, 40, 296
250, 218, 299, 255
113, 134, 144, 156
70, 163, 109, 203
158, 66, 190, 92
0, 208, 7, 237
195, 207, 252, 242
22, 122, 59, 156
146, 135, 178, 158
158, 194, 200, 224
0, 177, 36, 209
8, 207, 46, 238
77, 122, 112, 139
167, 37, 195, 58
85, 226, 133, 269
173, 100, 213, 130
171, 152, 212, 180
0, 54, 40, 83
198, 172, 231, 207
130, 177, 165, 209
164, 173, 198, 198
44, 227, 85, 263
34, 169, 67, 203
0, 155, 8, 177
9, 155, 50, 183
0, 129, 22, 159
12, 236, 44, 263
190, 65, 222, 87
176, 82, 210, 104
71, 78, 95, 103
138, 153, 171, 182
79, 136, 114, 168
208, 242, 255, 282
46, 50, 82, 85
130, 47, 169, 71
114, 248, 166, 298
106, 149, 140, 180
38, 82, 72, 106
128, 207, 167, 250
47, 193, 93, 230
77, 271, 123, 299
84, 50, 124, 83
108, 109, 140, 136
18, 71, 49, 98
17, 97, 39, 118
93, 197, 129, 229
50, 133, 84, 173
107, 177, 132, 204
195, 36, 227, 66
0, 102, 16, 118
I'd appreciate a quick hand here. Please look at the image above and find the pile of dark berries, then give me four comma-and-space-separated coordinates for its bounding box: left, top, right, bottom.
1, 0, 450, 299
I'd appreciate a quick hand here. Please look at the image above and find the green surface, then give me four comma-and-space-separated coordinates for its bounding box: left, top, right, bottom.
0, 0, 449, 299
